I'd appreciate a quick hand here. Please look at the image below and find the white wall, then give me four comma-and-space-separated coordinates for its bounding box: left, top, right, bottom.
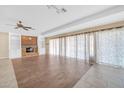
9, 33, 22, 59
0, 32, 9, 59
38, 36, 45, 55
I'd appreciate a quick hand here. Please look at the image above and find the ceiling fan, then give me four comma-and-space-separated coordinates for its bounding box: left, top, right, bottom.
6, 21, 35, 31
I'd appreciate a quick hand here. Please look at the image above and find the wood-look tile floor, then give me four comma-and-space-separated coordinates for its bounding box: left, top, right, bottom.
1, 56, 124, 88
74, 64, 124, 88
11, 55, 91, 88
0, 59, 18, 88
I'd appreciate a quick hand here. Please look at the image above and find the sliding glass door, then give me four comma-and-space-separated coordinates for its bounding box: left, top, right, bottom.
77, 34, 85, 59
49, 33, 96, 64
66, 36, 76, 58
49, 27, 124, 67
96, 29, 117, 65
96, 28, 124, 67
117, 28, 124, 67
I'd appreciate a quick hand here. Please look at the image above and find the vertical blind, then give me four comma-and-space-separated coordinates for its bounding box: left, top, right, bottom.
49, 27, 124, 67
96, 27, 124, 67
49, 33, 96, 64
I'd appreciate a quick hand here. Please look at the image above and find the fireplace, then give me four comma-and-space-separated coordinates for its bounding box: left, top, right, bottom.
21, 36, 38, 57
26, 47, 34, 53
22, 46, 38, 57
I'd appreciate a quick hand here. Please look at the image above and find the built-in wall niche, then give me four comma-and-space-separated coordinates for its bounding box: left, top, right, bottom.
21, 36, 38, 57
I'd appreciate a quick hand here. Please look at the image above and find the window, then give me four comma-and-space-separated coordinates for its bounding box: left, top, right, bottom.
49, 33, 95, 64
49, 27, 124, 67
96, 28, 124, 67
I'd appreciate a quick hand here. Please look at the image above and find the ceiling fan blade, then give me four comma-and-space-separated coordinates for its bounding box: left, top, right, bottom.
23, 27, 29, 31
29, 27, 35, 30
24, 26, 35, 30
24, 26, 31, 29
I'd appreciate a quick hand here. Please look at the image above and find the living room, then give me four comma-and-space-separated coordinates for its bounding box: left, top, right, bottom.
0, 5, 124, 89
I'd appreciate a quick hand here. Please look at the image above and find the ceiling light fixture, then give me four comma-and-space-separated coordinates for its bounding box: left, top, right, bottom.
46, 5, 67, 14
